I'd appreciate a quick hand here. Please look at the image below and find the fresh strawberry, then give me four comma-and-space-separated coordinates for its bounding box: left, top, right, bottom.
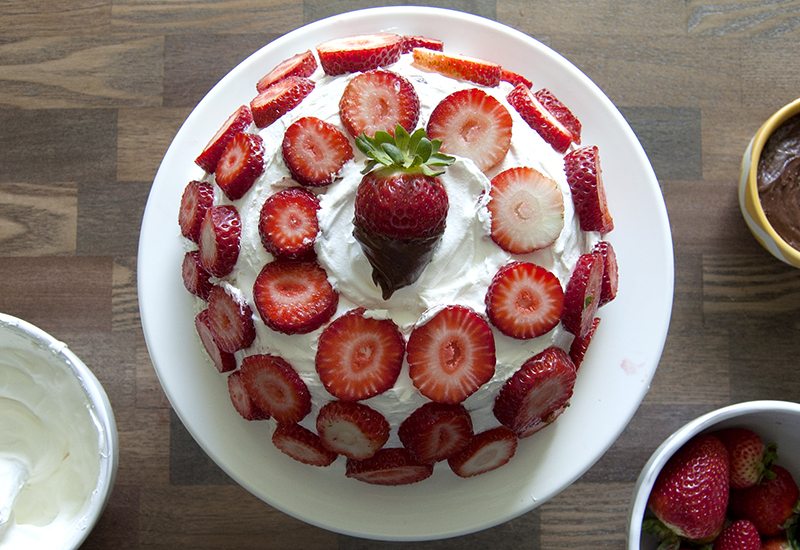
568, 317, 600, 370
712, 427, 776, 489
239, 354, 311, 424
398, 402, 473, 464
194, 309, 236, 373
178, 180, 214, 242
534, 88, 582, 144
206, 286, 255, 353
647, 434, 730, 542
500, 68, 532, 88
426, 88, 512, 171
316, 33, 403, 75
272, 423, 337, 467
487, 167, 564, 253
592, 241, 618, 305
315, 308, 405, 401
281, 116, 353, 187
562, 252, 605, 337
316, 400, 389, 460
507, 83, 573, 153
564, 145, 615, 233
182, 250, 214, 300
762, 534, 799, 550
345, 447, 433, 486
214, 132, 265, 200
198, 205, 241, 277
401, 35, 443, 53
448, 426, 518, 478
258, 187, 320, 259
339, 69, 420, 138
407, 305, 496, 404
227, 370, 269, 421
194, 105, 253, 173
485, 262, 564, 340
729, 464, 800, 537
250, 76, 315, 128
256, 50, 317, 93
412, 47, 501, 87
252, 259, 338, 335
493, 346, 576, 437
713, 520, 762, 550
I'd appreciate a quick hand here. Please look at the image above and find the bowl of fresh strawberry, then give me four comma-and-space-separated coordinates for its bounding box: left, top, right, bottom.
628, 400, 800, 549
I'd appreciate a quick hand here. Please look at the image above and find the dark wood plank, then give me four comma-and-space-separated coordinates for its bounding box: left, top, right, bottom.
0, 1, 111, 37
116, 107, 192, 183
304, 0, 497, 23
0, 182, 77, 256
687, 1, 800, 37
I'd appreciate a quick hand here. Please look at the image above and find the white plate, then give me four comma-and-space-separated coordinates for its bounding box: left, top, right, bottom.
138, 6, 673, 541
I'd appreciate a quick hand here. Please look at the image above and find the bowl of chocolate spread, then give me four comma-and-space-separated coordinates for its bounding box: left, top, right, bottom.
739, 97, 800, 268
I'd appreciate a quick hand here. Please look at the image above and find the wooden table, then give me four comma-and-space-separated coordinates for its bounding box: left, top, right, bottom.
2, 1, 799, 548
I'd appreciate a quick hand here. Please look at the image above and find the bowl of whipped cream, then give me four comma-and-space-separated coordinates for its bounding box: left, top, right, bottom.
0, 313, 118, 549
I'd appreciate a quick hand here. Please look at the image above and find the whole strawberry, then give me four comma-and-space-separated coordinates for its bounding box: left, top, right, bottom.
712, 427, 776, 489
729, 464, 800, 537
713, 519, 761, 550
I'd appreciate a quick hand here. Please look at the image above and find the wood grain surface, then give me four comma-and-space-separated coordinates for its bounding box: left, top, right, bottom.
1, 1, 799, 548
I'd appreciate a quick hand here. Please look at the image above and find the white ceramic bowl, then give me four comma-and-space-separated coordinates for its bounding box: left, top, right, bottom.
139, 6, 673, 540
0, 313, 118, 549
627, 400, 800, 548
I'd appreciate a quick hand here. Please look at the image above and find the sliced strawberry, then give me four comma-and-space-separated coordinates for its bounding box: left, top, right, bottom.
316, 400, 389, 460
500, 68, 532, 88
592, 241, 618, 305
426, 88, 512, 172
488, 167, 564, 253
206, 286, 255, 353
214, 132, 265, 200
178, 180, 214, 242
401, 35, 443, 53
239, 354, 311, 424
562, 252, 605, 337
346, 447, 433, 486
412, 47, 501, 87
534, 88, 581, 144
259, 187, 320, 259
315, 308, 405, 401
564, 145, 615, 233
485, 262, 564, 340
256, 50, 317, 93
250, 76, 315, 128
227, 370, 269, 420
447, 426, 518, 478
507, 83, 573, 153
272, 423, 337, 467
339, 69, 420, 138
407, 305, 495, 404
198, 205, 241, 277
281, 116, 353, 187
252, 259, 338, 335
568, 317, 600, 370
194, 105, 253, 173
398, 402, 473, 464
194, 309, 236, 373
493, 346, 577, 437
182, 250, 214, 300
316, 33, 403, 76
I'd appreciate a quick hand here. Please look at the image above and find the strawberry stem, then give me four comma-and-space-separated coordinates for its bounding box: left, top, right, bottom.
641, 517, 682, 550
356, 125, 454, 176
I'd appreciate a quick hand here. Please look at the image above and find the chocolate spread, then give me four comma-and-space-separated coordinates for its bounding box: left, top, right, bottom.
757, 113, 800, 251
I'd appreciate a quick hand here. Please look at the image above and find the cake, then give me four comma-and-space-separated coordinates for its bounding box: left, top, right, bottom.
178, 32, 619, 484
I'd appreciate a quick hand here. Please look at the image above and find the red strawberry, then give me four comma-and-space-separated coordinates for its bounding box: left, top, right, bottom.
507, 83, 573, 153
227, 370, 269, 421
448, 426, 518, 478
256, 50, 317, 93
534, 88, 581, 144
239, 354, 311, 424
398, 402, 473, 464
316, 33, 403, 76
250, 76, 315, 128
564, 145, 615, 233
568, 317, 600, 370
484, 262, 564, 340
214, 132, 265, 200
315, 308, 405, 401
178, 180, 214, 242
411, 47, 501, 87
493, 346, 576, 437
272, 423, 337, 467
198, 204, 241, 277
713, 520, 762, 550
182, 250, 214, 300
647, 434, 730, 542
487, 167, 564, 253
592, 240, 618, 305
258, 187, 320, 259
500, 68, 532, 88
712, 427, 776, 489
206, 286, 255, 353
346, 447, 433, 486
316, 401, 389, 460
407, 305, 496, 404
402, 35, 443, 53
562, 252, 605, 337
281, 116, 353, 187
729, 465, 800, 537
194, 309, 236, 373
339, 69, 420, 138
194, 105, 253, 173
426, 88, 512, 171
252, 259, 338, 335
762, 535, 798, 550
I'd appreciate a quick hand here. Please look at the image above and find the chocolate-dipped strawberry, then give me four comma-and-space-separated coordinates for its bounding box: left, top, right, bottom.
353, 126, 454, 299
